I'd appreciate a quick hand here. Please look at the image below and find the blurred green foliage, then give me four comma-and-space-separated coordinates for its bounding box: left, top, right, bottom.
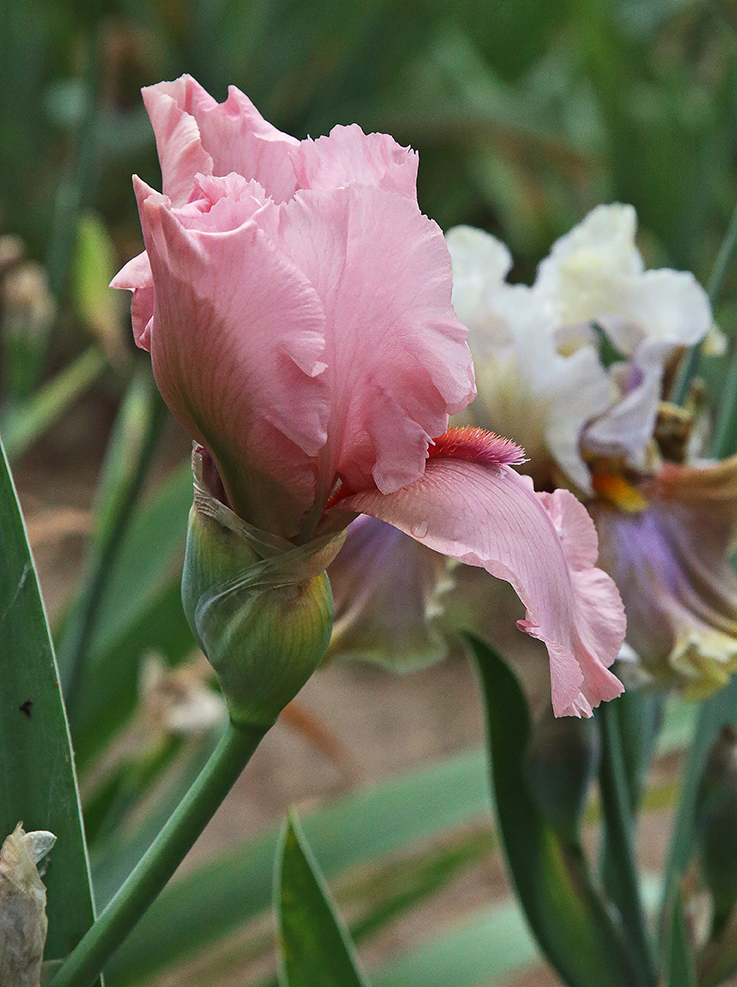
2, 0, 737, 304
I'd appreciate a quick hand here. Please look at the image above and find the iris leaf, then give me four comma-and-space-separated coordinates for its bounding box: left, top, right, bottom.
0, 436, 98, 974
276, 811, 369, 987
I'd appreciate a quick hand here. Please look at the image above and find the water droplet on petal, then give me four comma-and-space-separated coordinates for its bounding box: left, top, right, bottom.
411, 520, 429, 539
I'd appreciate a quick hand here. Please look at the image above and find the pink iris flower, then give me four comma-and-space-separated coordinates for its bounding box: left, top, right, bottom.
111, 75, 625, 717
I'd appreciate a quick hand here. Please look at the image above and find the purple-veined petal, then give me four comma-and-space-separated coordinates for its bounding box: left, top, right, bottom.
592, 457, 737, 698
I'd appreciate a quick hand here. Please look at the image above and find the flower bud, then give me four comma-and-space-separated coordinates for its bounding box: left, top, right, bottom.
525, 706, 601, 844
0, 823, 56, 987
182, 448, 345, 727
695, 726, 737, 926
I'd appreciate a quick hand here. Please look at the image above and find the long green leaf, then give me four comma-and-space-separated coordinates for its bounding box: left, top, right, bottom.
468, 634, 642, 987
276, 811, 369, 987
664, 890, 697, 987
247, 826, 496, 987
0, 436, 98, 968
59, 367, 166, 717
0, 347, 107, 461
598, 700, 657, 984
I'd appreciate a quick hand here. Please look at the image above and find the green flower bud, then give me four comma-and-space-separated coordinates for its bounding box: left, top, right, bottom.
695, 725, 737, 927
182, 449, 346, 728
525, 706, 600, 845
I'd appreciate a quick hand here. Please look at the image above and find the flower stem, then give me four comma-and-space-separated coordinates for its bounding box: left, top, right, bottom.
598, 701, 657, 987
49, 718, 268, 987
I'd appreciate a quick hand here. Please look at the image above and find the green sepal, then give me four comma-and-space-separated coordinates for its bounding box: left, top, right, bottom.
467, 634, 643, 987
181, 448, 345, 727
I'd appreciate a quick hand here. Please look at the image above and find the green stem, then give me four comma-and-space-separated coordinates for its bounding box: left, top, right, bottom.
598, 701, 657, 987
671, 196, 737, 407
50, 718, 268, 987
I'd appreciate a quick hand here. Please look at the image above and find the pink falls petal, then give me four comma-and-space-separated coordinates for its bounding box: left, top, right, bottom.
332, 433, 625, 717
268, 184, 476, 500
135, 178, 331, 536
592, 457, 737, 697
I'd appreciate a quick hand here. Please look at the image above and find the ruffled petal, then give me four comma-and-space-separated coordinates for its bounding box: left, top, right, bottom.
295, 124, 419, 198
534, 202, 711, 357
534, 203, 643, 329
450, 266, 612, 493
267, 185, 475, 498
598, 268, 712, 355
332, 440, 625, 717
142, 76, 299, 205
583, 341, 665, 466
134, 176, 331, 536
141, 77, 215, 206
592, 457, 737, 698
447, 225, 514, 347
187, 85, 300, 203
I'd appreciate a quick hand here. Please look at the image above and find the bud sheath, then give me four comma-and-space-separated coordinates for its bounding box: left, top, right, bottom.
182, 449, 345, 727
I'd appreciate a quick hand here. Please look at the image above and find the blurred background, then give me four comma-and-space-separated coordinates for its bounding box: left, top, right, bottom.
2, 1, 737, 984
4, 0, 737, 440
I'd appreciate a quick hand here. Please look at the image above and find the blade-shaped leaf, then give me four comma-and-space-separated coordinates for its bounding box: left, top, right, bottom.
1, 347, 107, 461
276, 811, 370, 987
659, 675, 737, 956
467, 634, 643, 987
664, 889, 697, 987
0, 436, 98, 967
